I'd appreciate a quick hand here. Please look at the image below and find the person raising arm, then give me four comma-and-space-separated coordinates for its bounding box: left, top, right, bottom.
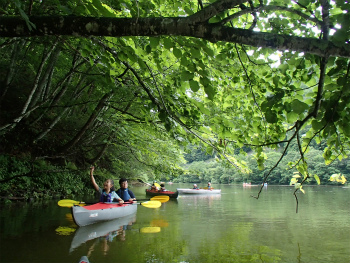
90, 166, 123, 204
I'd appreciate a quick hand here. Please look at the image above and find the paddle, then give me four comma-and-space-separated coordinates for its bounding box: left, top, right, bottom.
125, 200, 161, 208
137, 195, 169, 203
58, 199, 87, 207
58, 197, 165, 208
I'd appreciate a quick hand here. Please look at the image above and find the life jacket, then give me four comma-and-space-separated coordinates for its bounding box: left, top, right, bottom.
99, 191, 114, 202
117, 188, 131, 201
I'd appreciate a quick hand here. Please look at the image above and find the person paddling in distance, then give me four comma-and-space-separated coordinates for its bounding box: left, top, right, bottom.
207, 182, 212, 190
193, 184, 199, 189
116, 178, 136, 202
90, 166, 124, 204
159, 183, 166, 192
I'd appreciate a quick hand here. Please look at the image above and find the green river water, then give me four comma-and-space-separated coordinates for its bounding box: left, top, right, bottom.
0, 184, 349, 263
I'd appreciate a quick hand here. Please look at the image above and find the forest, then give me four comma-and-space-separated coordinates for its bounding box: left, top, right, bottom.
0, 0, 349, 199
173, 142, 349, 186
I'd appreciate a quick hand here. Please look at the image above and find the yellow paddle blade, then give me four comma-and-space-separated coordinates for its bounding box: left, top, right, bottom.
55, 226, 76, 235
154, 183, 161, 188
140, 200, 161, 208
150, 196, 169, 203
140, 227, 161, 233
57, 199, 86, 207
150, 219, 169, 227
65, 213, 74, 222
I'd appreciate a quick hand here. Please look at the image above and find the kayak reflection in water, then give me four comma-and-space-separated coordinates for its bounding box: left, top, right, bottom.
79, 256, 90, 263
86, 222, 134, 256
90, 166, 123, 204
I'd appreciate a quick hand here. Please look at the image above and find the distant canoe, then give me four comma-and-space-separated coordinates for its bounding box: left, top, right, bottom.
145, 189, 178, 198
177, 188, 221, 195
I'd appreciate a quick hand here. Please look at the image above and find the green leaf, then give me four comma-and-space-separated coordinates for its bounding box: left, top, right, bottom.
291, 99, 309, 114
195, 101, 211, 115
191, 48, 201, 59
330, 7, 343, 15
173, 48, 182, 59
287, 112, 298, 123
189, 80, 200, 92
92, 0, 115, 17
158, 110, 167, 121
145, 45, 152, 54
265, 110, 278, 123
181, 56, 189, 67
181, 71, 194, 81
314, 174, 321, 185
149, 37, 159, 48
204, 85, 215, 100
163, 38, 173, 49
311, 119, 326, 130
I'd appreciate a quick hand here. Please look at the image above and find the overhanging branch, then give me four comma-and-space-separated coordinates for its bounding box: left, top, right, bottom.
0, 16, 349, 58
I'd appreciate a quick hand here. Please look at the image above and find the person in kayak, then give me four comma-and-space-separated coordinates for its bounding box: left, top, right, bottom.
116, 178, 136, 202
150, 183, 159, 191
90, 166, 124, 203
207, 182, 212, 190
193, 184, 199, 189
159, 183, 167, 192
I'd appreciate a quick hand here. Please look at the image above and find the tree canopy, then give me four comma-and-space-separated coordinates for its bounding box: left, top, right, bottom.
0, 0, 349, 193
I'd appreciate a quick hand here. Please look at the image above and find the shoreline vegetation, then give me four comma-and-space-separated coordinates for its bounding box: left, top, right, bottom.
0, 145, 348, 201
1, 183, 347, 203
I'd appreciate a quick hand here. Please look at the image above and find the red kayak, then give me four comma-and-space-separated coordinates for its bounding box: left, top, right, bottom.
146, 189, 178, 198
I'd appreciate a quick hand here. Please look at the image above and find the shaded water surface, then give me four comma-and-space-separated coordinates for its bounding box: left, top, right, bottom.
0, 184, 349, 263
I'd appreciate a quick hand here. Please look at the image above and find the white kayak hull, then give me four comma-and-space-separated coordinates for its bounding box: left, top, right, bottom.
177, 188, 221, 195
72, 202, 137, 227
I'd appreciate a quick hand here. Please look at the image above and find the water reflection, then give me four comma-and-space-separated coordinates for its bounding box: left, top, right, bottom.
150, 219, 169, 228
178, 194, 221, 201
178, 194, 221, 208
70, 213, 136, 253
0, 186, 348, 263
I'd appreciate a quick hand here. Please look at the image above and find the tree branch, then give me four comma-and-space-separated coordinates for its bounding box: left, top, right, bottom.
1, 16, 349, 58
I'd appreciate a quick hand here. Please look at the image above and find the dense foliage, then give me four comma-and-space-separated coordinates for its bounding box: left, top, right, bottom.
0, 0, 349, 198
174, 143, 349, 186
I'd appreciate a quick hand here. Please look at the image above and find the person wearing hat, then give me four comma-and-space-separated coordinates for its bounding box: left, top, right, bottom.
116, 178, 136, 202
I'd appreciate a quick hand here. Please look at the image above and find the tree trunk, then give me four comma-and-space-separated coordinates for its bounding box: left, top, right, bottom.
0, 39, 59, 133
0, 40, 25, 109
0, 15, 349, 58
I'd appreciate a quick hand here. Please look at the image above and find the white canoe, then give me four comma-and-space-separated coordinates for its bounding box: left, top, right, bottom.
177, 188, 221, 195
72, 202, 137, 227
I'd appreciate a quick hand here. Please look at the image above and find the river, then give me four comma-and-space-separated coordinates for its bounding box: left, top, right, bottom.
0, 184, 349, 263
